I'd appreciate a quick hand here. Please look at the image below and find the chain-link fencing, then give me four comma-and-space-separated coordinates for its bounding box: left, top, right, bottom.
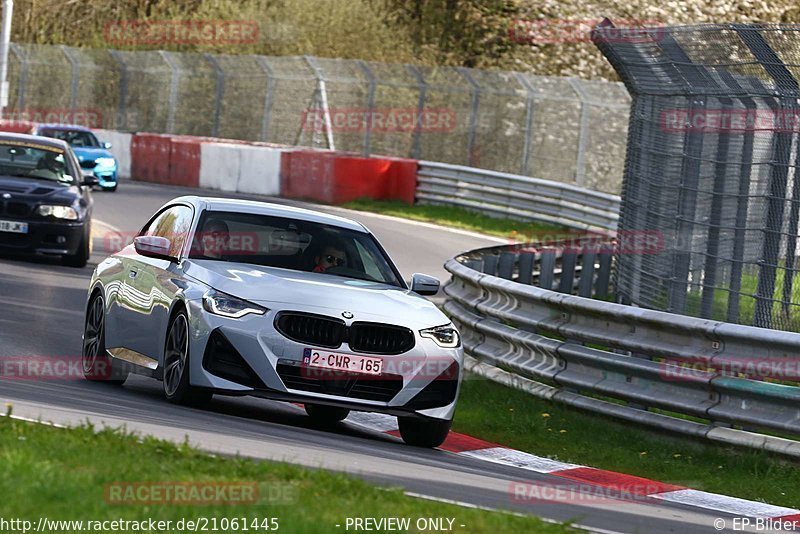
594, 21, 800, 332
3, 43, 630, 195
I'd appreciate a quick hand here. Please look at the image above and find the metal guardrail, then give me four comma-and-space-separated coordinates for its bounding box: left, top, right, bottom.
444, 243, 800, 458
417, 161, 620, 231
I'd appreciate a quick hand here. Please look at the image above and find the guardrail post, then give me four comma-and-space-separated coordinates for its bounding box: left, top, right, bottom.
539, 251, 556, 290
255, 56, 275, 142
559, 253, 577, 294
518, 252, 535, 284
595, 251, 613, 299
456, 67, 480, 168
578, 252, 596, 298
204, 53, 225, 138
158, 50, 180, 134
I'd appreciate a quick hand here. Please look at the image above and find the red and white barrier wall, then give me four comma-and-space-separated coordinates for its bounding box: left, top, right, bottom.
106, 132, 414, 204
0, 121, 418, 205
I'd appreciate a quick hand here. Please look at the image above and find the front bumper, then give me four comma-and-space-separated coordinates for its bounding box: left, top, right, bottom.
185, 300, 463, 421
94, 170, 118, 188
0, 219, 86, 256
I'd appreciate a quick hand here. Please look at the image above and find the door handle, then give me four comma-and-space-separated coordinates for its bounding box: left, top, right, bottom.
129, 269, 138, 279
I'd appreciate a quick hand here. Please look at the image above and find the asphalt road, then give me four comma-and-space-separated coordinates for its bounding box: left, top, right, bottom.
0, 182, 743, 533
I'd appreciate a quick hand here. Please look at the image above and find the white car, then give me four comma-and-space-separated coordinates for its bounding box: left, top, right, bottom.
83, 196, 463, 447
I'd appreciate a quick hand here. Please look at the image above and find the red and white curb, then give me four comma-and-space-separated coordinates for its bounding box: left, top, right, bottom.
339, 411, 800, 522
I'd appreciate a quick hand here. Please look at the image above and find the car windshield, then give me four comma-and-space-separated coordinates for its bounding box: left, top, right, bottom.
189, 210, 404, 287
39, 128, 100, 148
0, 141, 73, 183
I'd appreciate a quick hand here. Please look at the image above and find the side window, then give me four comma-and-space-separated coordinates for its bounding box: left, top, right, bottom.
142, 205, 194, 258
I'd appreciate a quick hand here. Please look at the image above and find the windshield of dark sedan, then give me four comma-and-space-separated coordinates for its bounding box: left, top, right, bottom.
39, 128, 100, 148
0, 141, 74, 183
188, 210, 404, 287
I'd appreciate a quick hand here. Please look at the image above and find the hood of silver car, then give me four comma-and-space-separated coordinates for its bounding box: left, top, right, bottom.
184, 260, 448, 326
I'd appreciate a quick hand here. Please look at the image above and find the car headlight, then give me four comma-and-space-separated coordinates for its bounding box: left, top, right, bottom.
38, 205, 78, 220
420, 323, 461, 348
94, 157, 116, 168
202, 289, 267, 319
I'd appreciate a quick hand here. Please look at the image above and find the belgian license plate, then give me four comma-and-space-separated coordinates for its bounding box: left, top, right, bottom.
302, 348, 383, 376
0, 220, 28, 234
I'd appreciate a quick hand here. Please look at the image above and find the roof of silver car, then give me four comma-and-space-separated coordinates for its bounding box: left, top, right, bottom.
177, 196, 368, 233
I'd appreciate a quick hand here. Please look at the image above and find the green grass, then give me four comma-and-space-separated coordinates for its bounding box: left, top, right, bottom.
342, 199, 564, 240
453, 375, 800, 508
0, 415, 573, 533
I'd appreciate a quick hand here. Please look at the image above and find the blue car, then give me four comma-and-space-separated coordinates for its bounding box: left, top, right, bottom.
33, 124, 118, 192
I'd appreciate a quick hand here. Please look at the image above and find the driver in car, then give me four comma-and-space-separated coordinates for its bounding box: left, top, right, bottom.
199, 218, 230, 259
29, 151, 66, 180
313, 244, 347, 273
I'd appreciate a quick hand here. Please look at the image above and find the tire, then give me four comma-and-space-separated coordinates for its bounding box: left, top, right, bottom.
163, 310, 212, 406
63, 224, 90, 268
304, 404, 350, 425
108, 185, 117, 192
82, 294, 126, 385
397, 417, 452, 448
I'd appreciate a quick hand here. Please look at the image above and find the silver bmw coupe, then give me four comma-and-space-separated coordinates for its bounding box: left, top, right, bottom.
83, 196, 463, 447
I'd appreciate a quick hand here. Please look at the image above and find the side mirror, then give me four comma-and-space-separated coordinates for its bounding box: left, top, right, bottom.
134, 235, 175, 261
102, 141, 112, 149
81, 170, 99, 186
410, 273, 440, 296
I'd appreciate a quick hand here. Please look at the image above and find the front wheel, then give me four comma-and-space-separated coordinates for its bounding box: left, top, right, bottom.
82, 294, 126, 385
304, 404, 350, 425
163, 311, 212, 406
398, 417, 451, 448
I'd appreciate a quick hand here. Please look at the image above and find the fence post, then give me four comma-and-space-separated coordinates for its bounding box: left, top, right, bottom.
303, 55, 335, 151
204, 53, 225, 138
60, 45, 79, 112
567, 77, 590, 187
456, 67, 480, 167
254, 56, 275, 142
734, 24, 800, 329
357, 60, 376, 157
158, 50, 180, 134
8, 43, 26, 111
514, 72, 536, 177
405, 64, 427, 160
108, 50, 129, 131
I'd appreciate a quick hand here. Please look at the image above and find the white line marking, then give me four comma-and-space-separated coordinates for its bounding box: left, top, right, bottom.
404, 491, 629, 534
651, 489, 800, 518
346, 412, 400, 433
460, 446, 580, 473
